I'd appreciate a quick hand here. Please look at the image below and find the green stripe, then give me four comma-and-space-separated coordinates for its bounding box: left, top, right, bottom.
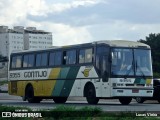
60, 66, 80, 97
52, 67, 70, 96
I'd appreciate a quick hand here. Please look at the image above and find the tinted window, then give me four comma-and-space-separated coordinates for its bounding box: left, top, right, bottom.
36, 52, 48, 67
79, 48, 93, 63
49, 52, 55, 66
41, 53, 48, 66
79, 50, 85, 63
11, 55, 22, 68
36, 54, 41, 67
23, 55, 28, 67
55, 52, 62, 65
85, 48, 92, 63
28, 54, 35, 67
66, 50, 76, 64
49, 51, 62, 66
23, 54, 35, 68
11, 56, 17, 68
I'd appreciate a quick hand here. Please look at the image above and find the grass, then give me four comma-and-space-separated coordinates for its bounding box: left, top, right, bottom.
0, 105, 160, 120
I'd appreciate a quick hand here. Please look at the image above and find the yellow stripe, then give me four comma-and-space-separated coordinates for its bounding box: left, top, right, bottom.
9, 68, 61, 97
146, 79, 151, 84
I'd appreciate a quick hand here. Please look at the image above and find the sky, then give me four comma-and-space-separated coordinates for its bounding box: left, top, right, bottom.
0, 0, 160, 46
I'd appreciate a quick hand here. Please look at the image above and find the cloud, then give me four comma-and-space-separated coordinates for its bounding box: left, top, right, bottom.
28, 0, 160, 27
38, 22, 93, 46
1, 0, 160, 46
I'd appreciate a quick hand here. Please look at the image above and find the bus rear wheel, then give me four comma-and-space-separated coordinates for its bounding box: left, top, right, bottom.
85, 84, 99, 104
119, 97, 132, 105
26, 85, 41, 103
53, 97, 68, 103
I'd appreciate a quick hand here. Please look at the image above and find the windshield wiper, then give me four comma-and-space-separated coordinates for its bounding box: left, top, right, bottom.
135, 61, 146, 79
124, 61, 134, 79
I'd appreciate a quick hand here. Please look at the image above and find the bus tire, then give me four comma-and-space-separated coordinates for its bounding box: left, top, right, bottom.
135, 97, 145, 103
53, 97, 68, 103
119, 97, 132, 105
85, 83, 99, 104
26, 85, 41, 103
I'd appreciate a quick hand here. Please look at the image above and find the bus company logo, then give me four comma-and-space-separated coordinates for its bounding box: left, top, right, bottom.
82, 67, 92, 77
2, 112, 11, 117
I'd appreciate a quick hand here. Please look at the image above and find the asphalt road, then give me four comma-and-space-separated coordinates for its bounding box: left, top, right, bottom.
1, 93, 160, 112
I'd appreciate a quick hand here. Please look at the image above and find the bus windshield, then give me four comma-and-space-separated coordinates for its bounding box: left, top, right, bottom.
111, 48, 152, 77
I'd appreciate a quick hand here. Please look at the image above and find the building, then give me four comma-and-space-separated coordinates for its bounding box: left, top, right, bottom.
0, 26, 52, 80
24, 27, 52, 50
0, 26, 24, 58
0, 26, 52, 57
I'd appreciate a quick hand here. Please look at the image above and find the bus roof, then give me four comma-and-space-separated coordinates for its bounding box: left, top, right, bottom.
96, 40, 150, 48
11, 40, 150, 54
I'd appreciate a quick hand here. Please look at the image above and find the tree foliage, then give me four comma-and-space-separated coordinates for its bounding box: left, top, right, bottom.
139, 33, 160, 78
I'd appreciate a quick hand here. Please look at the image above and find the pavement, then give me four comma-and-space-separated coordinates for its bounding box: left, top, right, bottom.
0, 84, 8, 91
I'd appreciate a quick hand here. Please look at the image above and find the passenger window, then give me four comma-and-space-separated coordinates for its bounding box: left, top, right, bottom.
36, 54, 41, 67
23, 54, 35, 68
28, 54, 35, 67
55, 52, 62, 65
79, 48, 93, 63
85, 48, 92, 63
49, 51, 62, 66
11, 55, 22, 68
11, 56, 17, 68
41, 53, 48, 66
66, 50, 76, 64
36, 53, 48, 67
49, 52, 55, 66
79, 50, 85, 63
23, 55, 28, 67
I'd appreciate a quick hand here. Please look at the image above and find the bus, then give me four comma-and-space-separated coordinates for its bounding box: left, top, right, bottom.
8, 40, 153, 105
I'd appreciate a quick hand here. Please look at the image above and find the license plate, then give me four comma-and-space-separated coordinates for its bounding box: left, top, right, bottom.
132, 89, 139, 93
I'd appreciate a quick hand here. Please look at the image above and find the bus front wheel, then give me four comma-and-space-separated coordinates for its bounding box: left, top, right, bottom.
53, 97, 68, 103
26, 85, 41, 103
85, 84, 99, 104
119, 97, 132, 105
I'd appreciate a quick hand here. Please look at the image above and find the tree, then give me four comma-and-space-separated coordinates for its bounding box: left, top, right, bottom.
139, 33, 160, 78
0, 54, 8, 62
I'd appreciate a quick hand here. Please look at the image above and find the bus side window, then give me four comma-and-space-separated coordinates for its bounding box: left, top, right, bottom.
11, 55, 22, 69
11, 56, 17, 68
36, 54, 41, 67
79, 50, 85, 63
79, 48, 93, 64
28, 54, 35, 67
55, 52, 62, 65
85, 48, 93, 63
23, 55, 28, 67
36, 52, 48, 67
49, 52, 55, 66
63, 51, 67, 65
66, 50, 76, 64
23, 54, 35, 68
49, 51, 62, 66
41, 53, 48, 66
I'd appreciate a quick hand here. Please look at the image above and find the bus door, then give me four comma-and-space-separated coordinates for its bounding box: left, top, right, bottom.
101, 55, 110, 97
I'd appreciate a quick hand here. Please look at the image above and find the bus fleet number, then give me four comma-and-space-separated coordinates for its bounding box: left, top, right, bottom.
10, 73, 20, 78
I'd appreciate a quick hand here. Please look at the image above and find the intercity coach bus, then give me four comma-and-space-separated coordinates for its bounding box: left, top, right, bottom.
8, 40, 153, 105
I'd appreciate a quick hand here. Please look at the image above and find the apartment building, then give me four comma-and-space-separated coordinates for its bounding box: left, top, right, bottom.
0, 26, 52, 57
0, 26, 52, 80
